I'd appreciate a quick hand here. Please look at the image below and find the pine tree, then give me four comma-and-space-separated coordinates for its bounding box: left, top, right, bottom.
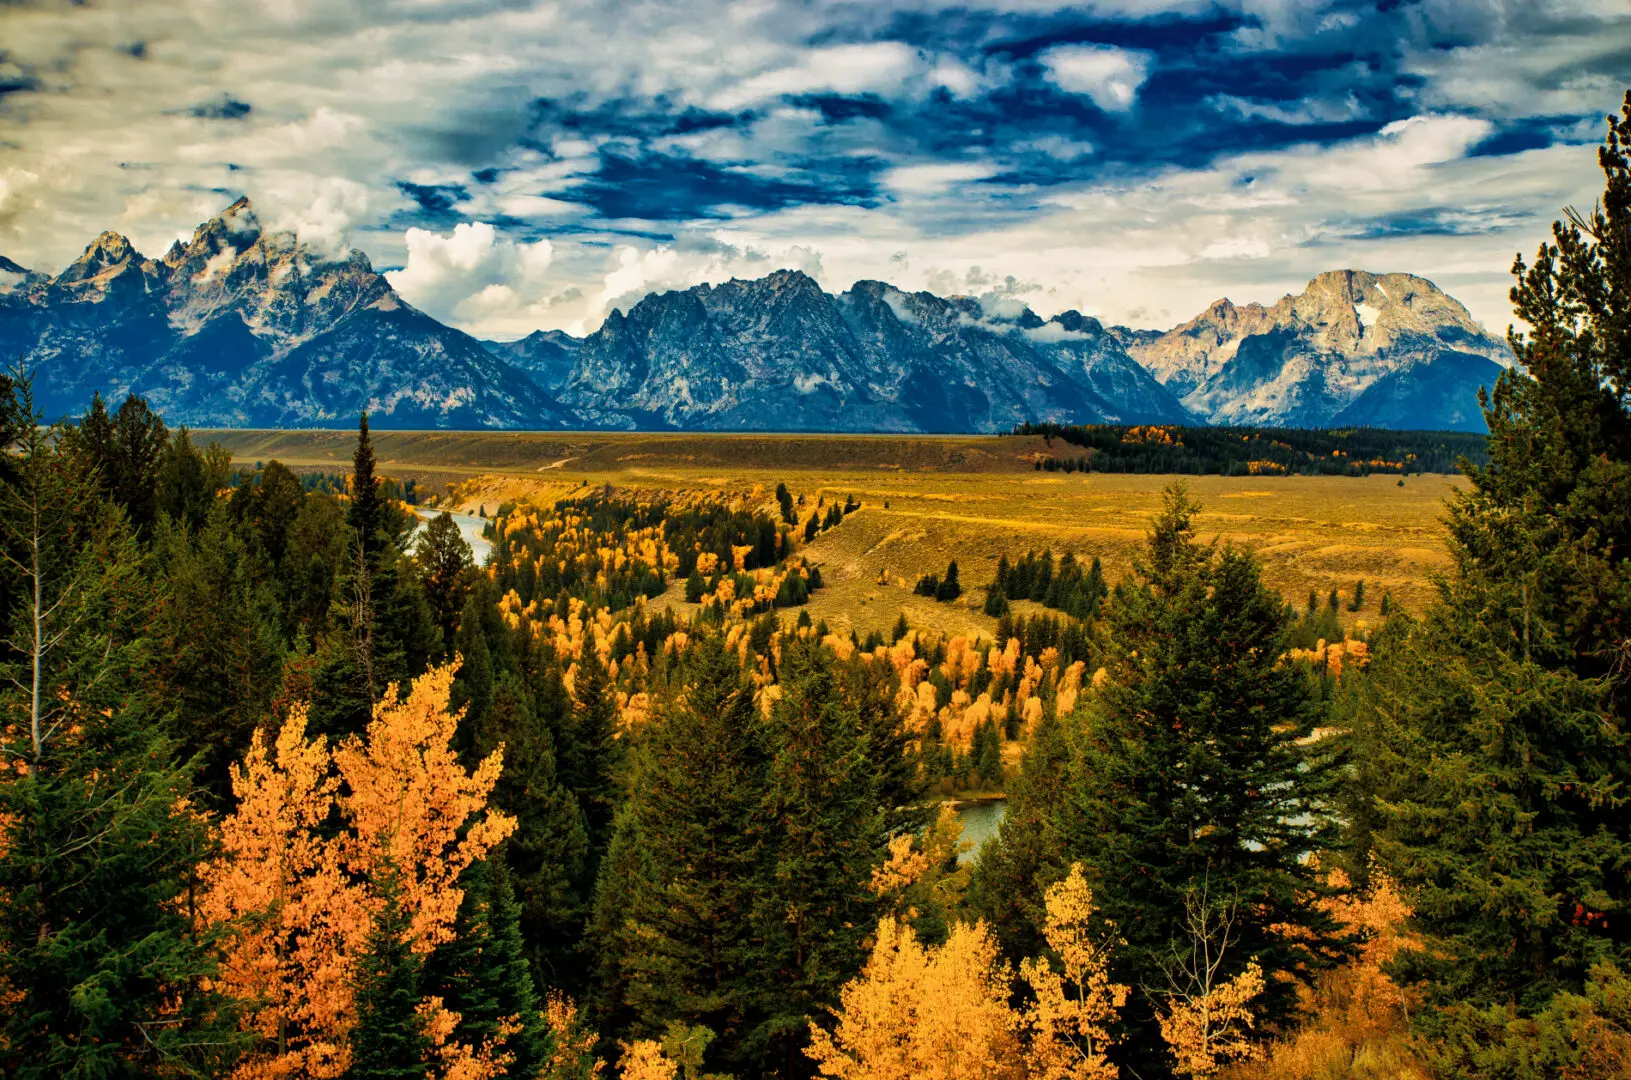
156, 426, 232, 530
752, 637, 887, 1072
477, 664, 590, 996
1343, 94, 1631, 1067
563, 646, 623, 872
609, 636, 772, 1074
417, 511, 474, 659
152, 501, 287, 805
348, 867, 428, 1080
422, 857, 548, 1076
1051, 485, 1344, 1077
0, 375, 243, 1076
967, 709, 1075, 961
934, 560, 961, 602
349, 411, 385, 563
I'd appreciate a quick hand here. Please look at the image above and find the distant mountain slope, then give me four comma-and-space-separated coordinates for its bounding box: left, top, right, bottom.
561, 270, 1194, 432
0, 199, 580, 429
3, 201, 1511, 433
482, 329, 582, 394
1127, 270, 1511, 429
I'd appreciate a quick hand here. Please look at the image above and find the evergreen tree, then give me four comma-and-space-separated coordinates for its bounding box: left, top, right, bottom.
417, 511, 474, 659
934, 559, 961, 602
156, 427, 232, 530
152, 502, 287, 805
423, 857, 548, 1076
475, 663, 590, 995
452, 590, 496, 730
610, 636, 772, 1075
839, 648, 925, 834
1051, 486, 1344, 1076
348, 868, 428, 1080
1347, 578, 1366, 612
752, 638, 887, 1074
971, 720, 1003, 787
1343, 94, 1631, 1068
562, 646, 623, 872
239, 459, 306, 566
104, 393, 170, 534
775, 482, 796, 525
0, 377, 243, 1077
967, 709, 1075, 960
349, 411, 385, 563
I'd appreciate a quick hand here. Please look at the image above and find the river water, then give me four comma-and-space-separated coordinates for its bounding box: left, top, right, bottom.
411, 507, 494, 565
953, 799, 1008, 865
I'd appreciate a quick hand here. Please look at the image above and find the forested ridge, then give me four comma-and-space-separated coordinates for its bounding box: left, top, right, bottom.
1, 94, 1629, 1080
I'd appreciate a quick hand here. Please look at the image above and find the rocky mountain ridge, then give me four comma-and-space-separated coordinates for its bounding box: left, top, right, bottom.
1, 202, 1512, 432
0, 198, 578, 428
1130, 269, 1510, 430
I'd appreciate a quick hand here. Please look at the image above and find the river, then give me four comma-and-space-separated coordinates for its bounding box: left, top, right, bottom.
952, 799, 1008, 865
412, 507, 494, 565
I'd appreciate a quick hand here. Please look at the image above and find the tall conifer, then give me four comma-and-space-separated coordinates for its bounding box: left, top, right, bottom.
1344, 93, 1631, 1066
609, 637, 771, 1075
1052, 485, 1343, 1076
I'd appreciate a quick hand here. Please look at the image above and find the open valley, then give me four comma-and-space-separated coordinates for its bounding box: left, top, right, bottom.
208, 427, 1464, 637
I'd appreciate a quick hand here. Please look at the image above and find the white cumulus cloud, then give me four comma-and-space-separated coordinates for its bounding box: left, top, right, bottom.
1039, 44, 1151, 112
387, 222, 555, 336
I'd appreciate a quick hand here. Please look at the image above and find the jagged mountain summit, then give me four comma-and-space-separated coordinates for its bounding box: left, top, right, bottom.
560, 270, 1192, 431
3, 201, 1511, 432
1129, 270, 1511, 431
0, 198, 579, 428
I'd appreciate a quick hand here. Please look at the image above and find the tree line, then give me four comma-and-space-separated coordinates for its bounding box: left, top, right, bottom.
1013, 423, 1489, 476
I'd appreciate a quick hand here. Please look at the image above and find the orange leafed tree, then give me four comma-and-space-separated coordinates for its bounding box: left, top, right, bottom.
202, 664, 516, 1079
807, 916, 1026, 1080
1020, 865, 1130, 1080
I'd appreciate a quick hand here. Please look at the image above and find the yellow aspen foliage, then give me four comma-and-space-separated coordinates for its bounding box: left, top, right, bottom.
1157, 961, 1265, 1078
203, 665, 516, 1080
618, 1039, 680, 1080
419, 999, 520, 1080
1232, 869, 1425, 1080
806, 916, 1025, 1080
543, 992, 605, 1078
333, 665, 516, 952
1020, 865, 1129, 1080
202, 706, 355, 1079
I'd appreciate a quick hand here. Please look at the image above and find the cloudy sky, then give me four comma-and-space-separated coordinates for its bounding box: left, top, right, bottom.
1, 0, 1627, 339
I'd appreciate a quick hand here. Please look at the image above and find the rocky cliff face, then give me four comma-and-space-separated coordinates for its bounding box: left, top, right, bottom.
561, 270, 1195, 431
1129, 270, 1511, 430
0, 199, 579, 429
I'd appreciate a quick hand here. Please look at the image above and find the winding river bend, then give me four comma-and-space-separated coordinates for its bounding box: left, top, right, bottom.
952, 799, 1008, 865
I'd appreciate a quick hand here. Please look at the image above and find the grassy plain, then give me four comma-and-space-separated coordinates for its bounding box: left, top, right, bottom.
206, 429, 1466, 640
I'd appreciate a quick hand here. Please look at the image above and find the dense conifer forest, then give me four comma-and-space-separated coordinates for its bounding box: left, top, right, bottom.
0, 95, 1628, 1080
1011, 423, 1489, 476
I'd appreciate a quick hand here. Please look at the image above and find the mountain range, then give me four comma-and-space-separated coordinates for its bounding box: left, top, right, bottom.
1, 201, 1513, 432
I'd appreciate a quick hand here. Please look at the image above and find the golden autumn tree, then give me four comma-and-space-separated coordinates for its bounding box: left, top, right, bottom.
202, 664, 516, 1079
806, 916, 1026, 1080
1020, 865, 1130, 1080
1154, 893, 1266, 1079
